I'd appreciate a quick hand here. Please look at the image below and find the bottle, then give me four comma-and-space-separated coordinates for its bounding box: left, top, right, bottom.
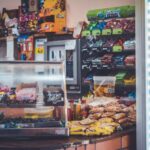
74, 99, 81, 120
81, 99, 88, 119
67, 100, 73, 121
69, 99, 74, 120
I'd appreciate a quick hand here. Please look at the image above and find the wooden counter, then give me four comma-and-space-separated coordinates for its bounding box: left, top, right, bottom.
0, 128, 136, 150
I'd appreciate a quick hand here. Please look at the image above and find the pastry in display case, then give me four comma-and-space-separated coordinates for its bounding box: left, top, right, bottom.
0, 61, 69, 138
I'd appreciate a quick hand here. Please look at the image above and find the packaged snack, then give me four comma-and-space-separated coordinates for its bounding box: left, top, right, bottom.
15, 83, 38, 104
88, 112, 103, 120
124, 19, 135, 33
101, 112, 115, 118
115, 72, 127, 84
43, 86, 64, 106
99, 117, 114, 123
112, 39, 124, 52
124, 75, 136, 85
123, 39, 135, 50
101, 54, 114, 68
104, 105, 122, 112
113, 55, 125, 68
102, 39, 115, 52
113, 113, 126, 120
124, 55, 135, 67
99, 125, 115, 135
100, 122, 120, 128
117, 117, 128, 124
80, 118, 95, 125
93, 76, 116, 97
89, 107, 104, 114
86, 126, 102, 136
70, 126, 86, 132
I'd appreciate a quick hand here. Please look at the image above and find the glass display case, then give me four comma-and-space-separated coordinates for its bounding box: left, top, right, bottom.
0, 61, 69, 138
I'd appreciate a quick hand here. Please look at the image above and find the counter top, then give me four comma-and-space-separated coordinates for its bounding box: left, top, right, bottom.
0, 127, 136, 150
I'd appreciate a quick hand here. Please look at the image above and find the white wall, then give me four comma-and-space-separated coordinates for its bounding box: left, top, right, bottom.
0, 0, 135, 28
0, 0, 21, 9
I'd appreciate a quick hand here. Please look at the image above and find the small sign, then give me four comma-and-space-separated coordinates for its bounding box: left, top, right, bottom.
35, 47, 44, 54
65, 40, 76, 50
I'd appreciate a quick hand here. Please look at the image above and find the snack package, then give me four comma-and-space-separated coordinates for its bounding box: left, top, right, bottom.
16, 83, 38, 103
123, 39, 135, 50
113, 113, 126, 120
93, 76, 116, 97
124, 55, 135, 67
43, 86, 64, 106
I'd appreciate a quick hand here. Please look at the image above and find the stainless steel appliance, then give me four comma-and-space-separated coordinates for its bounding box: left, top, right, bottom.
44, 39, 81, 98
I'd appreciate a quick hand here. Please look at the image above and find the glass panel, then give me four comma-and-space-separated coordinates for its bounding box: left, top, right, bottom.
0, 62, 67, 130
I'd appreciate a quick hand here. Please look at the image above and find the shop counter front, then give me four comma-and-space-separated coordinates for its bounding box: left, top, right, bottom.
0, 127, 136, 150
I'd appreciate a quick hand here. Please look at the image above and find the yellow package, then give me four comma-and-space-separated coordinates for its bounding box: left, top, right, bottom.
100, 125, 115, 135
99, 117, 114, 124
70, 131, 85, 136
70, 126, 86, 132
86, 126, 103, 136
101, 129, 114, 135
107, 122, 120, 128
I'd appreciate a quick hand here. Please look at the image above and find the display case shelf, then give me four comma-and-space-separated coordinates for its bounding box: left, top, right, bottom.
0, 103, 36, 108
82, 66, 135, 71
0, 61, 69, 137
82, 33, 135, 40
82, 48, 135, 54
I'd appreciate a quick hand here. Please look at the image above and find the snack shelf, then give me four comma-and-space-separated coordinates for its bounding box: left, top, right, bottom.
82, 66, 135, 71
116, 84, 135, 88
87, 48, 135, 54
82, 33, 135, 39
0, 103, 36, 108
87, 16, 135, 22
82, 82, 135, 88
101, 32, 134, 37
82, 48, 135, 54
0, 118, 65, 128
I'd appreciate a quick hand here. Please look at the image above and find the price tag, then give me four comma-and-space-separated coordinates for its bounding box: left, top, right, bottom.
35, 47, 44, 54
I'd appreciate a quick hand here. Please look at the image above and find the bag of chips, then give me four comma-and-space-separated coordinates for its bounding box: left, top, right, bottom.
93, 76, 116, 97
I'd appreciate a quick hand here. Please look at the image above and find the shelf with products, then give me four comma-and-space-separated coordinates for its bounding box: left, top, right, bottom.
82, 72, 135, 95
81, 36, 135, 54
81, 18, 135, 38
80, 9, 135, 99
82, 63, 135, 72
82, 48, 135, 55
0, 61, 69, 137
81, 32, 135, 39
